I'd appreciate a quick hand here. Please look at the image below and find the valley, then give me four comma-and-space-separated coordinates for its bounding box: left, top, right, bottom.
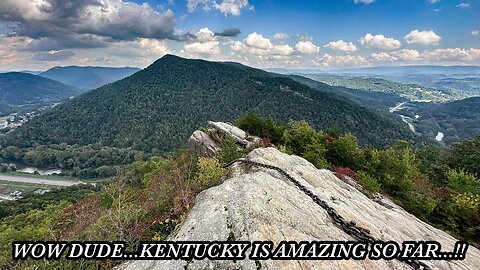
1, 1, 479, 269
0, 57, 479, 270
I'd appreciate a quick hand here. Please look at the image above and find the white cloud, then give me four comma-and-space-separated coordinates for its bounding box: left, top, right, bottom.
271, 44, 294, 56
233, 33, 294, 56
244, 32, 272, 50
404, 30, 441, 46
183, 28, 220, 55
273, 33, 290, 40
313, 54, 368, 67
184, 41, 220, 54
187, 0, 251, 16
359, 33, 401, 50
324, 40, 358, 52
472, 30, 480, 36
429, 0, 440, 3
295, 41, 320, 54
138, 38, 171, 56
423, 48, 480, 62
354, 0, 375, 4
231, 40, 247, 51
456, 3, 471, 8
214, 0, 250, 16
371, 49, 420, 62
196, 27, 216, 42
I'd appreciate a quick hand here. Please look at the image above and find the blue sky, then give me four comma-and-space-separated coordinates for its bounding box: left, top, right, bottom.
0, 0, 479, 70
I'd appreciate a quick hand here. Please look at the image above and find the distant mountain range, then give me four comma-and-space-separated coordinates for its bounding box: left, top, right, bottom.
279, 66, 480, 99
39, 66, 141, 90
3, 55, 413, 153
0, 72, 81, 112
267, 65, 480, 76
297, 74, 455, 102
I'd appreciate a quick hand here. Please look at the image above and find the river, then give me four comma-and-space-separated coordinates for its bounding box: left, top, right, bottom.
6, 162, 65, 176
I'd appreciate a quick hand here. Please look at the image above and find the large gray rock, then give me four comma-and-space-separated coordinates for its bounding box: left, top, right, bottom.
187, 130, 220, 158
120, 148, 480, 270
207, 121, 249, 146
187, 122, 261, 158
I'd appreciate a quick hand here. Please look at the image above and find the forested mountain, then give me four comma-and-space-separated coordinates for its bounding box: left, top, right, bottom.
299, 74, 454, 102
289, 75, 407, 112
3, 55, 414, 153
0, 72, 81, 107
40, 66, 141, 90
403, 97, 480, 145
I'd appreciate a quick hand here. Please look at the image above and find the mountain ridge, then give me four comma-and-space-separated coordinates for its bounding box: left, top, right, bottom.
3, 55, 414, 152
0, 72, 81, 107
39, 65, 141, 90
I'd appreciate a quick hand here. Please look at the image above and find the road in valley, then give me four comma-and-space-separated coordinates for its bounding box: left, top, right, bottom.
0, 174, 84, 187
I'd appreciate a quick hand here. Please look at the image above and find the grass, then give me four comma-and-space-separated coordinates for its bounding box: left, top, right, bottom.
0, 171, 111, 183
0, 181, 58, 194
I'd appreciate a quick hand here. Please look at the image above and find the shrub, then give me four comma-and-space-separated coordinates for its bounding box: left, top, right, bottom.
219, 137, 245, 164
446, 170, 480, 194
192, 158, 226, 194
236, 111, 285, 144
356, 171, 381, 195
333, 167, 357, 179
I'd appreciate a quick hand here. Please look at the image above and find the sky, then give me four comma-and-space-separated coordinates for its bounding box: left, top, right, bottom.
0, 0, 479, 71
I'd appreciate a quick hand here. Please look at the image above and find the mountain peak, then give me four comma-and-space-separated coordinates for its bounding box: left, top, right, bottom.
4, 57, 412, 152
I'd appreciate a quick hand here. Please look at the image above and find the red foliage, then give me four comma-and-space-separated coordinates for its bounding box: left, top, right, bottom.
173, 189, 194, 216
324, 134, 336, 143
55, 195, 102, 240
261, 137, 273, 147
333, 167, 356, 180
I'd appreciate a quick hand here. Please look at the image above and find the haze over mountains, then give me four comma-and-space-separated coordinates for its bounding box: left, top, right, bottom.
39, 66, 140, 90
2, 55, 413, 153
0, 72, 81, 116
0, 66, 140, 116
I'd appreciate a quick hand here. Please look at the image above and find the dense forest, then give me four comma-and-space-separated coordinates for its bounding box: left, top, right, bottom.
300, 74, 455, 102
290, 75, 408, 112
402, 97, 480, 145
2, 55, 413, 156
0, 144, 148, 179
0, 113, 478, 269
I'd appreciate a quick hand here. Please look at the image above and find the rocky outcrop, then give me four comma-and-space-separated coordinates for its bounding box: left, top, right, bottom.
187, 121, 261, 158
187, 130, 220, 158
121, 145, 480, 270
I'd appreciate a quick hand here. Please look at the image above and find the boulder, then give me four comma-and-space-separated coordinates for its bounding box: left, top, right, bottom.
120, 147, 480, 270
187, 122, 261, 158
187, 130, 220, 158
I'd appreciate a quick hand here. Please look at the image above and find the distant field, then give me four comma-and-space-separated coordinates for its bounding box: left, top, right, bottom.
0, 172, 111, 195
0, 115, 14, 122
0, 181, 56, 194
0, 171, 110, 182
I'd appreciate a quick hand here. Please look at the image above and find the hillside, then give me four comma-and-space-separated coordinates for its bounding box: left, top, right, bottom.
300, 74, 455, 102
40, 66, 141, 90
289, 75, 407, 111
0, 72, 81, 107
3, 55, 413, 153
403, 97, 480, 145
